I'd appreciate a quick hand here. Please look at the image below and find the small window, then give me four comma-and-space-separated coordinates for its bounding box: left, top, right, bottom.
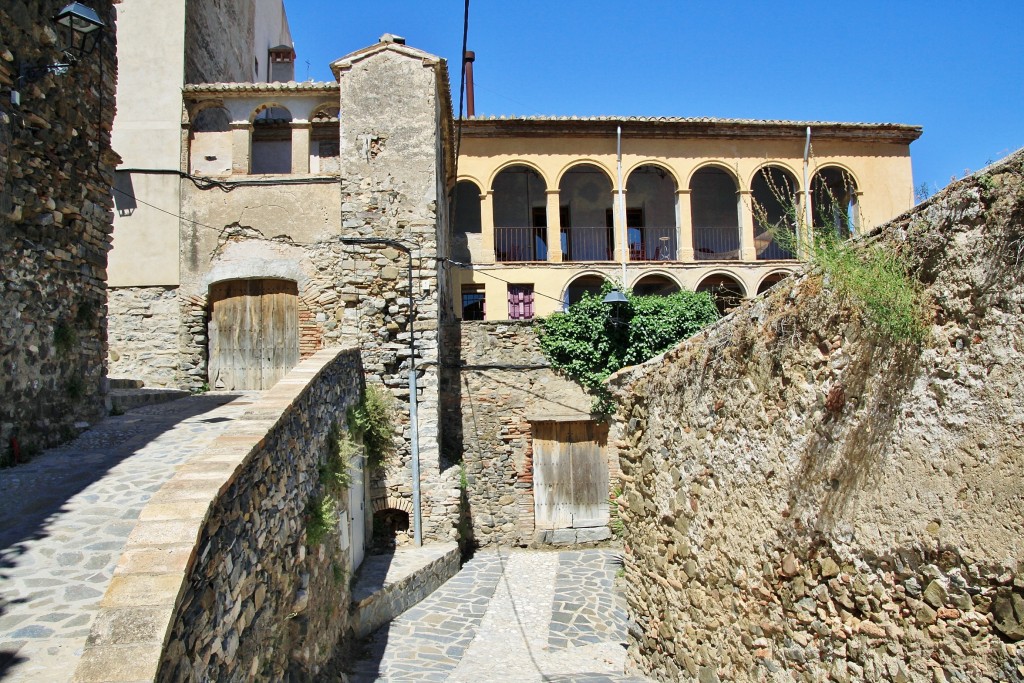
461, 285, 485, 320
508, 284, 534, 320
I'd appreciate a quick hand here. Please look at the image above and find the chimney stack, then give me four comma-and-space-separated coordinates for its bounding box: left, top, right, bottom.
464, 50, 476, 118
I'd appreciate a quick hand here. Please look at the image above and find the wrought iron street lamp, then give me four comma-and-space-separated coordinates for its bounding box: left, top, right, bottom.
13, 2, 105, 103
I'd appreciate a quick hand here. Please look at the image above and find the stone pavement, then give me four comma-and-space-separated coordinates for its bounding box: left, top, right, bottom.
0, 392, 258, 682
349, 548, 651, 683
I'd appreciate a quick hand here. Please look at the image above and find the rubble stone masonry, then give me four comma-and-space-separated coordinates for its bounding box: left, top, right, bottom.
610, 152, 1024, 682
0, 1, 118, 456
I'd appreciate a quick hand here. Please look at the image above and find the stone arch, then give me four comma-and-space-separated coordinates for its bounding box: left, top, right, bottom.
625, 163, 679, 261
631, 272, 682, 297
685, 160, 741, 188
756, 269, 794, 295
751, 164, 800, 260
492, 164, 549, 262
559, 163, 615, 262
695, 271, 746, 315
562, 271, 612, 308
250, 103, 293, 174
554, 159, 616, 189
488, 159, 550, 193
811, 165, 860, 238
690, 165, 741, 261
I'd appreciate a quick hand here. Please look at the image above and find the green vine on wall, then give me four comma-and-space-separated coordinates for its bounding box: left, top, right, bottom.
538, 284, 720, 415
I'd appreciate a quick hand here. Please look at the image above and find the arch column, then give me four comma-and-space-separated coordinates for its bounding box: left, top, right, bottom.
545, 189, 562, 262
480, 190, 495, 264
613, 187, 627, 263
230, 122, 252, 175
676, 189, 694, 261
290, 121, 311, 174
738, 189, 757, 261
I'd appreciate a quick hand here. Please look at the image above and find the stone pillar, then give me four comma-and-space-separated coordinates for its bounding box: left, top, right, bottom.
739, 189, 757, 261
230, 122, 252, 175
480, 190, 495, 264
290, 121, 311, 174
545, 189, 562, 263
677, 189, 694, 261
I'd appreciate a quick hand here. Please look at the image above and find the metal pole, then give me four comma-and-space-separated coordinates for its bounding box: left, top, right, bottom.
617, 126, 627, 286
803, 126, 812, 256
340, 237, 422, 546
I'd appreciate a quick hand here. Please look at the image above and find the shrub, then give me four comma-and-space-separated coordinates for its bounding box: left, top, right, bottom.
347, 384, 396, 468
305, 494, 337, 547
538, 285, 719, 414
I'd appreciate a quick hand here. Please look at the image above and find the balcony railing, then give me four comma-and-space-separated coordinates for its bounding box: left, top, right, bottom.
628, 227, 677, 261
561, 226, 614, 262
494, 227, 548, 262
755, 228, 797, 260
693, 226, 740, 261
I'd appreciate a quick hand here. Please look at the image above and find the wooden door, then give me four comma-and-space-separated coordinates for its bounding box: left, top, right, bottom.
208, 279, 299, 390
533, 421, 609, 530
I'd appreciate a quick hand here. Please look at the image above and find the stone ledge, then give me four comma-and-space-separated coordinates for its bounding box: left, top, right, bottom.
349, 542, 461, 639
72, 347, 355, 683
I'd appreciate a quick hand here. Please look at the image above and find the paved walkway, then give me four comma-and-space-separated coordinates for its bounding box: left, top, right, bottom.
349, 549, 651, 683
0, 392, 258, 682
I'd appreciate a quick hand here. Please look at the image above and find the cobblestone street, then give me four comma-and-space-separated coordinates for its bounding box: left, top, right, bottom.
0, 393, 257, 682
350, 549, 650, 683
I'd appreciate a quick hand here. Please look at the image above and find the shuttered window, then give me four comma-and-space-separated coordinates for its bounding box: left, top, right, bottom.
508, 284, 534, 320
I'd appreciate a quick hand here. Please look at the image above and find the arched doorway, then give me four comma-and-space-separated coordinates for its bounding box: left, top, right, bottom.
492, 165, 548, 262
560, 164, 614, 262
208, 278, 299, 390
626, 165, 678, 261
690, 167, 741, 260
696, 274, 745, 315
564, 274, 609, 308
752, 165, 799, 260
811, 167, 859, 238
632, 274, 681, 297
757, 272, 790, 295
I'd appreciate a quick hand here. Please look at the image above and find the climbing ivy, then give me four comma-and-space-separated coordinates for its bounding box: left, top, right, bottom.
538, 285, 719, 414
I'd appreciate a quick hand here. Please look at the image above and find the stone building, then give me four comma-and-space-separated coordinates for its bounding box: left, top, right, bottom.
0, 1, 118, 458
452, 117, 920, 319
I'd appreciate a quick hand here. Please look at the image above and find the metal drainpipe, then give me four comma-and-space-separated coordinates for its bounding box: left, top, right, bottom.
339, 236, 422, 547
803, 126, 812, 256
617, 126, 627, 286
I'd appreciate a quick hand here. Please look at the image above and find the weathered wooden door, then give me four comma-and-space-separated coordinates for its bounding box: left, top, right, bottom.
533, 421, 609, 529
208, 279, 299, 390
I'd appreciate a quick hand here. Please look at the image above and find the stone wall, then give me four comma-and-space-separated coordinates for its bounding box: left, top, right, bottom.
107, 286, 182, 387
609, 152, 1024, 682
0, 1, 117, 457
448, 321, 599, 547
184, 0, 257, 84
335, 40, 459, 542
74, 348, 366, 683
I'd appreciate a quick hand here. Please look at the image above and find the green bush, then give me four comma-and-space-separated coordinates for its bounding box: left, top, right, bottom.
538, 285, 719, 414
306, 494, 337, 547
322, 422, 355, 494
347, 384, 396, 468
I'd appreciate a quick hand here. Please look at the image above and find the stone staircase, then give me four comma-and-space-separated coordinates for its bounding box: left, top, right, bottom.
107, 378, 190, 413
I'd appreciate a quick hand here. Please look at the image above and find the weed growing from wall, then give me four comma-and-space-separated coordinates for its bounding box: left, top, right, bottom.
53, 321, 77, 356
538, 283, 719, 414
751, 171, 929, 344
305, 494, 337, 547
347, 384, 396, 469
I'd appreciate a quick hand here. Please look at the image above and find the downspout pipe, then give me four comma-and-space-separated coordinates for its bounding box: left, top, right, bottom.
340, 236, 422, 547
803, 126, 812, 255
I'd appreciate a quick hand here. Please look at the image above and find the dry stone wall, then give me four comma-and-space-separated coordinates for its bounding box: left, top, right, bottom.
107, 286, 182, 387
156, 348, 364, 682
609, 152, 1024, 682
447, 321, 596, 547
0, 1, 117, 457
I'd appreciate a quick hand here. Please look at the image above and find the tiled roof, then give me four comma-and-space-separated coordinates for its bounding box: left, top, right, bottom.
465, 114, 920, 131
183, 81, 339, 94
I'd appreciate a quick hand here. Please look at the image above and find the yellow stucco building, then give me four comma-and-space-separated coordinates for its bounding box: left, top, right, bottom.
451, 116, 921, 319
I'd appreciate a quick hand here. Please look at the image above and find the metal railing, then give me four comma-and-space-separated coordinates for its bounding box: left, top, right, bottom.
693, 226, 741, 261
561, 226, 614, 262
494, 227, 548, 262
755, 231, 797, 260
628, 227, 677, 261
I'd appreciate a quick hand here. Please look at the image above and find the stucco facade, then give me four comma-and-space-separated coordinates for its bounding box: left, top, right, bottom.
453, 117, 920, 320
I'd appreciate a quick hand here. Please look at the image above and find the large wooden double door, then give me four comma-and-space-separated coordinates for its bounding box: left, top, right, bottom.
208, 279, 299, 390
533, 420, 610, 530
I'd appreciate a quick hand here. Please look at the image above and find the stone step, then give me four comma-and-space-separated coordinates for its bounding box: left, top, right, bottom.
350, 541, 461, 639
108, 387, 190, 414
108, 377, 146, 389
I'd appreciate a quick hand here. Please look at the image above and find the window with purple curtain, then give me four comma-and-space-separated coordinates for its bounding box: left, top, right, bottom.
507, 284, 535, 320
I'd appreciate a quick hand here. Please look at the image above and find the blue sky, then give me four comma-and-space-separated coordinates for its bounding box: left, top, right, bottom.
287, 1, 1024, 197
